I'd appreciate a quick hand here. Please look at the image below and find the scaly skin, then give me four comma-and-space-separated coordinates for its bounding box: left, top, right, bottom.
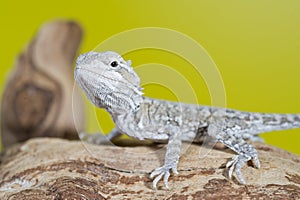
74, 51, 300, 188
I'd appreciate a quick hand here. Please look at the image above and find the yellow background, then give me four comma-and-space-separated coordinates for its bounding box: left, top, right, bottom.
1, 0, 300, 155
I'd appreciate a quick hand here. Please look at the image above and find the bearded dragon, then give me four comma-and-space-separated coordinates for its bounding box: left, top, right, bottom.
74, 51, 300, 188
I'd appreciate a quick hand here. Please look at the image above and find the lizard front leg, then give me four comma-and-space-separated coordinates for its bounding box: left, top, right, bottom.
208, 119, 261, 184
150, 126, 182, 189
79, 128, 122, 145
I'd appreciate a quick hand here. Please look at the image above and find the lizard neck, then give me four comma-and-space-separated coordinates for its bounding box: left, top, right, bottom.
101, 90, 144, 116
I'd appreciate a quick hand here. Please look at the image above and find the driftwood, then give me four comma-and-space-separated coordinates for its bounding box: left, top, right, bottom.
0, 138, 299, 199
1, 21, 85, 148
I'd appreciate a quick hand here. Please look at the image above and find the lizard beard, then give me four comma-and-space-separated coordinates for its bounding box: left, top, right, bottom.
98, 89, 143, 115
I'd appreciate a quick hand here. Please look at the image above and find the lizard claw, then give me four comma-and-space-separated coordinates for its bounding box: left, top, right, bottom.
226, 155, 250, 184
150, 165, 177, 189
226, 153, 261, 184
252, 155, 261, 169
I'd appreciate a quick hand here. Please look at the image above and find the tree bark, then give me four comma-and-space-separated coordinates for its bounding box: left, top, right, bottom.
0, 138, 299, 199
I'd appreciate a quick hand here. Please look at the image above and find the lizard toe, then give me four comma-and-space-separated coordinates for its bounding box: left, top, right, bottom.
226, 155, 250, 184
150, 165, 176, 189
252, 156, 261, 169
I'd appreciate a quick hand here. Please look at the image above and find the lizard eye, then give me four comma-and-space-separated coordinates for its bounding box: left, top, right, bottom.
110, 61, 119, 67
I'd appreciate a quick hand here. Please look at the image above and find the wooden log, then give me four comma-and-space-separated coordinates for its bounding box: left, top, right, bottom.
1, 21, 85, 149
0, 138, 299, 199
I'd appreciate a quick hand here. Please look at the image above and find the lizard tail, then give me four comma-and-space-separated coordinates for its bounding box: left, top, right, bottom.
258, 113, 300, 133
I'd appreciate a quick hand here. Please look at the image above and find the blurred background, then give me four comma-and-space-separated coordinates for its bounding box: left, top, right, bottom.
0, 0, 299, 155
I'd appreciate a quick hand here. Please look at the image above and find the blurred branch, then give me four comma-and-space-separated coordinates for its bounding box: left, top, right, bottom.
1, 20, 85, 149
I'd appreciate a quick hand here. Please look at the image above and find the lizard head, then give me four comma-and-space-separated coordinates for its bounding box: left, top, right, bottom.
74, 51, 143, 114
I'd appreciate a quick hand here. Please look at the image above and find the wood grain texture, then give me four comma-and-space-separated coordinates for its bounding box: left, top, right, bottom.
0, 138, 299, 199
1, 21, 85, 148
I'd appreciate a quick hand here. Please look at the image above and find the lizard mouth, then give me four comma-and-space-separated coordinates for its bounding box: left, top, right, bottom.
74, 66, 143, 96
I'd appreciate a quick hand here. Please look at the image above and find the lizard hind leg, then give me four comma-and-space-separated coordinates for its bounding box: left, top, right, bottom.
242, 133, 265, 143
207, 120, 261, 184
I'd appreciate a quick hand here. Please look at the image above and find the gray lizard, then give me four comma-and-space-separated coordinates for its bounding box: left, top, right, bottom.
74, 51, 300, 188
